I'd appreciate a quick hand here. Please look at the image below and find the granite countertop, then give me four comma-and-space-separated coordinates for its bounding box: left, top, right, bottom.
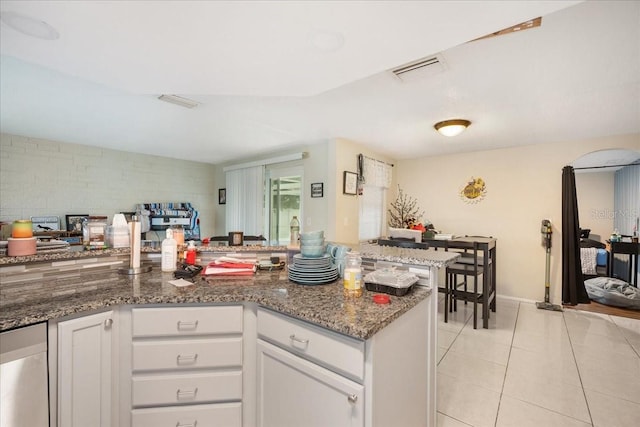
359, 242, 460, 269
0, 244, 290, 266
0, 265, 431, 340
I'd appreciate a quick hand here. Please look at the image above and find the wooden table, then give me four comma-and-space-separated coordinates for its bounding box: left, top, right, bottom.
608, 241, 640, 286
423, 236, 497, 328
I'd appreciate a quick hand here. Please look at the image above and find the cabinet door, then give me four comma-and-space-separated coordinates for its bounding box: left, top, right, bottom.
58, 311, 114, 427
257, 340, 364, 427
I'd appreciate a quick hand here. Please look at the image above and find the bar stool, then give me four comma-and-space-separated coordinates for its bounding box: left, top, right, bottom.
446, 241, 486, 329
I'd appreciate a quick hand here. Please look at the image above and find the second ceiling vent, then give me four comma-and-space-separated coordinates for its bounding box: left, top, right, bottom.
390, 54, 446, 82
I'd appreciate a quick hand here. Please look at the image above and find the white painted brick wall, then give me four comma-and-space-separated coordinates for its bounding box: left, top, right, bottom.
0, 133, 218, 238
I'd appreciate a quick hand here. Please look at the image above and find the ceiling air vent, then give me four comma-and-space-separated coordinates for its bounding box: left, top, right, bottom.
390, 55, 446, 82
158, 94, 199, 109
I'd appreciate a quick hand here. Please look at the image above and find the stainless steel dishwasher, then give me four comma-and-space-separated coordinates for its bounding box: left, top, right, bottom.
1, 322, 49, 427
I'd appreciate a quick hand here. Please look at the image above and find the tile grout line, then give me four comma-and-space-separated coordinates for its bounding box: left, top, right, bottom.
436, 299, 471, 366
610, 314, 640, 359
436, 301, 475, 426
564, 310, 595, 426
493, 301, 520, 427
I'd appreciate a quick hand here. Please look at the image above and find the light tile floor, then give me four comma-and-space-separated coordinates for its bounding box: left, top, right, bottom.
436, 296, 640, 427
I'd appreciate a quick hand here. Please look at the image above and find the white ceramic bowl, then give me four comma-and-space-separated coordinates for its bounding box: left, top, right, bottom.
300, 230, 324, 240
300, 237, 324, 246
300, 244, 326, 258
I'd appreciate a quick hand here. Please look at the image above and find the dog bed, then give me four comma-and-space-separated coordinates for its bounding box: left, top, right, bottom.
584, 277, 640, 309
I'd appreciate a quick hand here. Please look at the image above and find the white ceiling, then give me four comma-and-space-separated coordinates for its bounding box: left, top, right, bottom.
1, 0, 638, 165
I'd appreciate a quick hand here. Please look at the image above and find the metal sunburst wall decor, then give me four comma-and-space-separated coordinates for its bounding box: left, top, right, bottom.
460, 177, 487, 204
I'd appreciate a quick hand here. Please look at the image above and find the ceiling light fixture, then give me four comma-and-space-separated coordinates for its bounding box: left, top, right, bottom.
434, 119, 471, 137
0, 11, 59, 40
157, 94, 199, 109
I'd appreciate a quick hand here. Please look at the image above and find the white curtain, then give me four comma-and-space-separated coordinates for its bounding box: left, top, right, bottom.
359, 185, 385, 241
358, 156, 392, 240
362, 157, 392, 189
614, 164, 639, 236
225, 166, 264, 235
613, 164, 639, 283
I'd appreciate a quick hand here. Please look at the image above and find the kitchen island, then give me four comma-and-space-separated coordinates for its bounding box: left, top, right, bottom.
0, 245, 458, 427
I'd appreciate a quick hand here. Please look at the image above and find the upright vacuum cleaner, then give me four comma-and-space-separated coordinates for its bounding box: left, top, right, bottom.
536, 219, 563, 311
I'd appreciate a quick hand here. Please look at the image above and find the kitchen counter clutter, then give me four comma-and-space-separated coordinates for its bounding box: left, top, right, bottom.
0, 243, 461, 337
0, 259, 430, 339
0, 243, 290, 265
0, 243, 458, 427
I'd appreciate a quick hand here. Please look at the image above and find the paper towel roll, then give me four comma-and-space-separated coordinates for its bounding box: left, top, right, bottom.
130, 220, 141, 269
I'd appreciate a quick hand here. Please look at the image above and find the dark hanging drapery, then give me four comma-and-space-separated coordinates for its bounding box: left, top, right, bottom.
562, 166, 591, 305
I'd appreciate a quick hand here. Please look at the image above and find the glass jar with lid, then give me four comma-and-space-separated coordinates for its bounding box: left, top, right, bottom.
343, 251, 363, 298
83, 216, 108, 249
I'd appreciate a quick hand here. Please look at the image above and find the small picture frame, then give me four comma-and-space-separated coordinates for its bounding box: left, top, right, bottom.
311, 182, 324, 198
65, 214, 88, 233
218, 188, 227, 204
343, 171, 358, 195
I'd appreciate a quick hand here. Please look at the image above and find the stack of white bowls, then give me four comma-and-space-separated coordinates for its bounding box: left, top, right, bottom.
299, 230, 325, 258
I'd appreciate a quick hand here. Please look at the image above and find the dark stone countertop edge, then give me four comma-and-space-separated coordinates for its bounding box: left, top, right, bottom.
0, 274, 432, 341
0, 245, 291, 265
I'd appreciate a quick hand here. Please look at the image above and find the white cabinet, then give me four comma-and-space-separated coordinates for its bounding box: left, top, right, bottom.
126, 305, 244, 427
256, 298, 434, 427
57, 310, 115, 427
257, 308, 365, 381
257, 339, 364, 427
257, 308, 365, 427
131, 403, 242, 427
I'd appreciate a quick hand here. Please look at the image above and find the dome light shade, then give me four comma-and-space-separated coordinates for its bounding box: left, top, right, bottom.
434, 119, 471, 137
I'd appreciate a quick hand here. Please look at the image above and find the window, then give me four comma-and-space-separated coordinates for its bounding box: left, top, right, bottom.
358, 156, 393, 241
266, 165, 303, 245
359, 185, 385, 241
223, 153, 305, 241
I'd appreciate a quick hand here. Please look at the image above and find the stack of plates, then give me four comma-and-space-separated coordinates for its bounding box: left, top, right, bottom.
288, 254, 339, 285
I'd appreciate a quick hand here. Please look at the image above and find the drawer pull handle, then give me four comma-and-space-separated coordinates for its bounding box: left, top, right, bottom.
289, 334, 309, 346
177, 320, 199, 330
104, 318, 113, 328
176, 422, 197, 427
348, 394, 358, 404
177, 353, 198, 364
176, 387, 198, 400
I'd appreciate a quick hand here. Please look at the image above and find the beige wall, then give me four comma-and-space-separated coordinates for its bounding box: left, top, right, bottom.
575, 171, 615, 242
396, 133, 639, 303
0, 133, 218, 239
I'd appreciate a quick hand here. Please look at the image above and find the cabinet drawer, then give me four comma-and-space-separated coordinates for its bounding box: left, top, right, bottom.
132, 337, 242, 371
132, 371, 242, 407
257, 308, 365, 381
132, 306, 242, 337
131, 402, 242, 427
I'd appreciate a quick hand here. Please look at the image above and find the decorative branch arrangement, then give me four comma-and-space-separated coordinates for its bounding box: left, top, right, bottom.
388, 186, 425, 228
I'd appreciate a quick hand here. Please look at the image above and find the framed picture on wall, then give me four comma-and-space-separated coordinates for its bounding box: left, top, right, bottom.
311, 182, 323, 198
218, 188, 226, 204
65, 214, 88, 233
343, 171, 358, 195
